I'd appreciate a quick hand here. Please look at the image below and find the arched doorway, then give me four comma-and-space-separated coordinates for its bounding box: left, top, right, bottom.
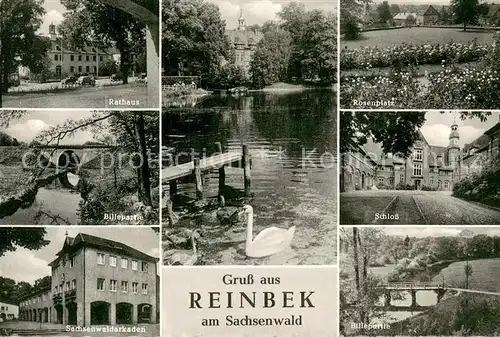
137, 303, 152, 323
0, 313, 6, 320
361, 172, 366, 190
43, 307, 49, 323
91, 301, 110, 325
116, 302, 133, 324
67, 302, 77, 325
55, 304, 63, 323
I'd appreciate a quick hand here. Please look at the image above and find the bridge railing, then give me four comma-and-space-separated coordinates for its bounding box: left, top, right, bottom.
378, 282, 446, 289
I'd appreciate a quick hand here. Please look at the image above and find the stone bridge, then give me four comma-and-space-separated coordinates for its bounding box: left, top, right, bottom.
375, 282, 448, 312
33, 145, 117, 189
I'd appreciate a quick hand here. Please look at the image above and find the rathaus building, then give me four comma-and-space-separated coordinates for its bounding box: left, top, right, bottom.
18, 233, 159, 326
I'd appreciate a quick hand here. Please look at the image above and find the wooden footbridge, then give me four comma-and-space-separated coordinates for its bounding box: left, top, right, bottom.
163, 144, 251, 201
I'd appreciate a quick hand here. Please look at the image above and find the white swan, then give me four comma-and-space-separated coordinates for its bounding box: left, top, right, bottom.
240, 205, 295, 258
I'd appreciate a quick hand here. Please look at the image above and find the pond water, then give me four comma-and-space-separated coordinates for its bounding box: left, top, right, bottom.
164, 90, 337, 265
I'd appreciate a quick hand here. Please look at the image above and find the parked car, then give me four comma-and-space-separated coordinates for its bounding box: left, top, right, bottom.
61, 75, 78, 85
137, 73, 147, 83
77, 75, 96, 86
110, 73, 127, 82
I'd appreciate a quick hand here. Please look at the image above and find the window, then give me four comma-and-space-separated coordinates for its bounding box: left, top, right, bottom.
78, 55, 82, 61
444, 181, 450, 189
121, 281, 129, 292
93, 55, 96, 61
93, 66, 97, 73
97, 253, 105, 265
71, 279, 76, 290
56, 66, 62, 76
97, 278, 105, 291
109, 255, 117, 267
413, 164, 422, 176
121, 258, 128, 269
86, 55, 89, 61
430, 177, 434, 185
132, 261, 138, 271
56, 45, 61, 51
132, 282, 138, 294
70, 256, 75, 268
141, 262, 148, 272
142, 283, 148, 294
54, 55, 58, 61
388, 178, 394, 185
78, 66, 82, 73
85, 65, 90, 73
414, 149, 423, 161
399, 175, 404, 183
70, 55, 74, 61
65, 281, 70, 291
110, 280, 117, 292
70, 66, 75, 73
100, 56, 103, 62
378, 177, 384, 184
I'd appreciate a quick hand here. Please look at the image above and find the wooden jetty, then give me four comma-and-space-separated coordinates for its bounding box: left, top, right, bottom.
163, 144, 251, 201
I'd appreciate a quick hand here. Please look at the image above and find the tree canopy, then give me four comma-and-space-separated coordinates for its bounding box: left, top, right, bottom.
59, 0, 147, 83
0, 0, 50, 99
162, 0, 230, 87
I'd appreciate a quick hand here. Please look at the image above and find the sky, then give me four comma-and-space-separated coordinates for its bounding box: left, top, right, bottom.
420, 111, 499, 148
0, 227, 160, 284
39, 0, 66, 35
3, 110, 104, 145
381, 227, 500, 238
209, 0, 336, 30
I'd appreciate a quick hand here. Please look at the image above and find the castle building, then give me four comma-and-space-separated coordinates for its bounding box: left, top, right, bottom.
341, 117, 500, 192
18, 233, 159, 326
225, 11, 263, 77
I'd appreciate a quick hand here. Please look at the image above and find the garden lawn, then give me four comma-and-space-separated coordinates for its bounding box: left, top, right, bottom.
433, 258, 500, 292
343, 27, 495, 49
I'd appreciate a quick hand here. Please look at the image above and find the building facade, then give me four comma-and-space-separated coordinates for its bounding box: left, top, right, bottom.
341, 118, 500, 192
225, 12, 263, 77
0, 302, 19, 321
45, 24, 116, 78
19, 233, 158, 326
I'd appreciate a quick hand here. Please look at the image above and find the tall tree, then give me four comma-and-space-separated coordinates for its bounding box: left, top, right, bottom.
278, 3, 336, 84
0, 228, 49, 257
377, 1, 392, 23
451, 0, 483, 31
0, 0, 50, 105
162, 0, 230, 87
390, 4, 401, 15
59, 0, 148, 84
250, 26, 292, 88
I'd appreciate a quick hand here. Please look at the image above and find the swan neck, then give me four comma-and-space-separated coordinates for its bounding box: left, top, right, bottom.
246, 210, 254, 247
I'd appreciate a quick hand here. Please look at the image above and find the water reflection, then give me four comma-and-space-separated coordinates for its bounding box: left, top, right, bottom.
163, 90, 337, 265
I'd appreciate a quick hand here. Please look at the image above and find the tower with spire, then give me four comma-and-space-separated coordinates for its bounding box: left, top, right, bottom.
49, 22, 57, 41
447, 116, 461, 183
237, 9, 246, 31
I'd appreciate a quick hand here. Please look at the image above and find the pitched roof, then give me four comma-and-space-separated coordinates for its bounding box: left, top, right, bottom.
393, 12, 418, 20
429, 145, 447, 166
226, 29, 263, 48
49, 233, 158, 267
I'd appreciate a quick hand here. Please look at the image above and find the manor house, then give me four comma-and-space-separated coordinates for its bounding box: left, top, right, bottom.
225, 11, 263, 77
341, 117, 500, 192
18, 233, 159, 326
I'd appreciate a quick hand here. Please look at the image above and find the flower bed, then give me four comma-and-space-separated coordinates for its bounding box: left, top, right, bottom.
341, 63, 500, 109
341, 42, 491, 70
